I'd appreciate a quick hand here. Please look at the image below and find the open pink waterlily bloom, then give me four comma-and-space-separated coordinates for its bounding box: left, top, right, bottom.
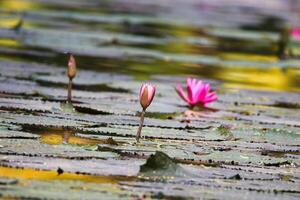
140, 83, 156, 110
176, 78, 217, 107
291, 27, 300, 40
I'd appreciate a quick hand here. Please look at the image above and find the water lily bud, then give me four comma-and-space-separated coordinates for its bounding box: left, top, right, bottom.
136, 83, 156, 143
139, 83, 156, 110
67, 54, 76, 79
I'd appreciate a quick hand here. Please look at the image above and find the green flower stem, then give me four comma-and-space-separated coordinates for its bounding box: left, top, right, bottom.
136, 109, 146, 143
67, 78, 73, 103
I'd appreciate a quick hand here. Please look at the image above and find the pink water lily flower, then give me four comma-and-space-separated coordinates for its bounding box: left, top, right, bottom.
139, 83, 156, 111
291, 27, 300, 40
176, 78, 217, 108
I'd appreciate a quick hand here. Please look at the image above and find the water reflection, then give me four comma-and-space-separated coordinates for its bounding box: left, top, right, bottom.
40, 130, 101, 146
0, 166, 130, 184
0, 0, 37, 11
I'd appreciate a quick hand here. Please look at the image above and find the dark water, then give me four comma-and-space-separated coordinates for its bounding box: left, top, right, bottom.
0, 0, 299, 91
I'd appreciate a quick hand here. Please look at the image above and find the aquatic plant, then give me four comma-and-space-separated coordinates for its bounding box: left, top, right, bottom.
291, 27, 300, 39
67, 53, 77, 103
136, 83, 156, 143
176, 78, 217, 108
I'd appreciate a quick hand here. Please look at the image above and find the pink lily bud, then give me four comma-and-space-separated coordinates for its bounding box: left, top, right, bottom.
139, 83, 156, 111
67, 54, 76, 80
66, 53, 77, 103
176, 78, 217, 108
136, 83, 156, 143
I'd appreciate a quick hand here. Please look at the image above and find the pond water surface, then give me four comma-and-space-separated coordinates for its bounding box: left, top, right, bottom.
0, 0, 299, 199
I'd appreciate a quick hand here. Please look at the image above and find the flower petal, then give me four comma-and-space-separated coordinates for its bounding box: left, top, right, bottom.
140, 86, 149, 109
204, 91, 218, 103
196, 85, 207, 103
140, 83, 147, 98
187, 84, 194, 103
147, 85, 156, 104
204, 83, 210, 94
194, 80, 204, 101
176, 84, 191, 104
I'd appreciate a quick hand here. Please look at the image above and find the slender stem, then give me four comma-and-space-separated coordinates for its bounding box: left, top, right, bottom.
67, 78, 72, 103
136, 109, 145, 143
